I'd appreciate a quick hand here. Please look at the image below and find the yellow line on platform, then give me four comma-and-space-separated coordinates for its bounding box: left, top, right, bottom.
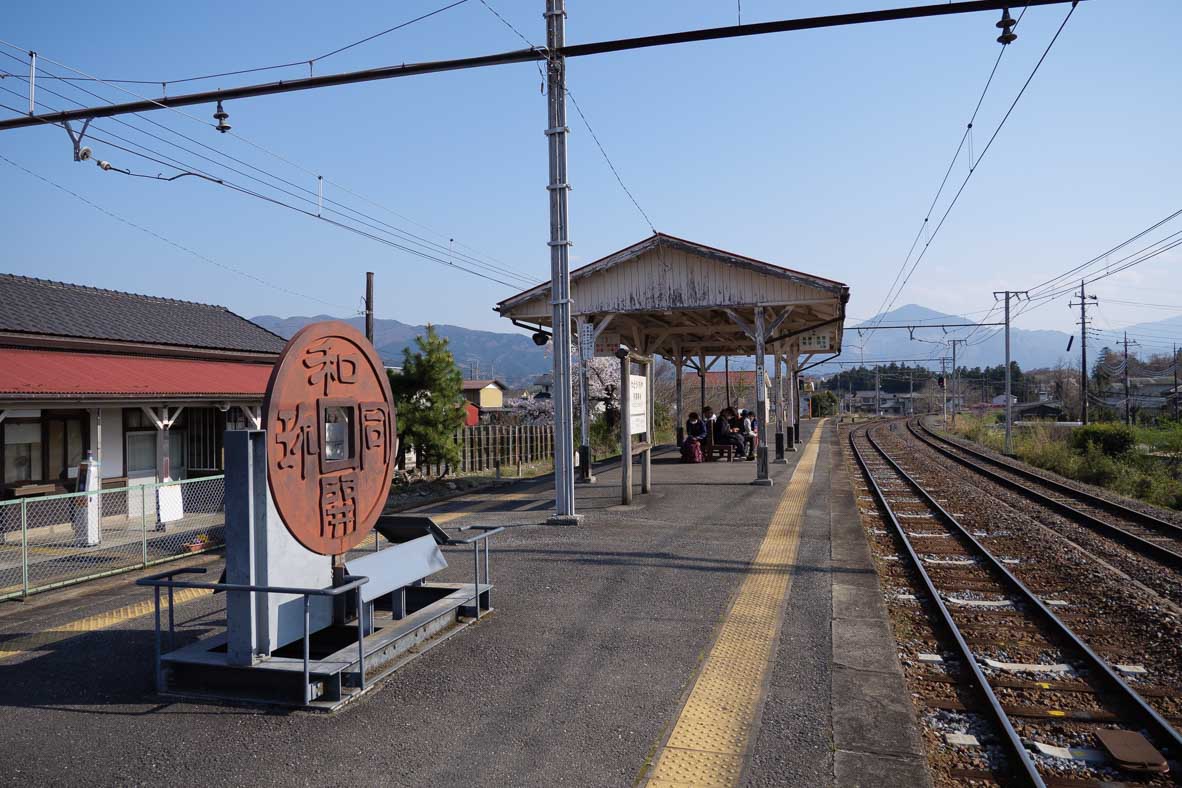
644, 421, 825, 787
422, 492, 541, 524
0, 587, 212, 658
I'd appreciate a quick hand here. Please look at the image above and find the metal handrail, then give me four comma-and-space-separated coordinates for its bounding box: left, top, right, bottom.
137, 567, 370, 705
449, 526, 504, 621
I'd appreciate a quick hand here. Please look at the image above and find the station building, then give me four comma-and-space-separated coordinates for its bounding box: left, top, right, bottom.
0, 275, 284, 500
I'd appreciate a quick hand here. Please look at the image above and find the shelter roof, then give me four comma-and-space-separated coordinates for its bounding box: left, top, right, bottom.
496, 233, 849, 360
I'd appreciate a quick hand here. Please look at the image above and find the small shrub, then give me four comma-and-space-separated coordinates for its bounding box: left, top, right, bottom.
1070, 423, 1135, 457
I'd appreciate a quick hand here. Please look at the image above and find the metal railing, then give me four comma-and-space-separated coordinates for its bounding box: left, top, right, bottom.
137, 567, 368, 705
0, 475, 225, 601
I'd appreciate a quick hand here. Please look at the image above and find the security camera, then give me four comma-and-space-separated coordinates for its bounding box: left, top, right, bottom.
614, 344, 630, 360
77, 146, 92, 161
532, 331, 550, 347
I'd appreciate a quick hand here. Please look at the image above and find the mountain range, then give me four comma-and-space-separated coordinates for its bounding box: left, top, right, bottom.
251, 314, 550, 387
843, 304, 1182, 373
252, 304, 1182, 385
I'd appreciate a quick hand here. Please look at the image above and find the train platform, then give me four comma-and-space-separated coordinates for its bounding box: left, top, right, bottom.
0, 418, 927, 787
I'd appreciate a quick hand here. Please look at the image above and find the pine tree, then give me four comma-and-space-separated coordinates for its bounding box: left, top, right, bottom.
388, 325, 464, 476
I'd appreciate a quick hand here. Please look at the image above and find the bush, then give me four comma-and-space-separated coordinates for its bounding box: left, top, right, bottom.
1070, 423, 1135, 457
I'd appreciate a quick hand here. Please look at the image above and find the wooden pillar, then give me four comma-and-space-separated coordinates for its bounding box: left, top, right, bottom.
675, 353, 684, 447
642, 357, 653, 494
753, 311, 772, 485
698, 353, 707, 413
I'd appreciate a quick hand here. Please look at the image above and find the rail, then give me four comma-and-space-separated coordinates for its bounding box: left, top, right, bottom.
847, 424, 1043, 786
136, 567, 369, 705
852, 422, 1182, 784
909, 419, 1182, 569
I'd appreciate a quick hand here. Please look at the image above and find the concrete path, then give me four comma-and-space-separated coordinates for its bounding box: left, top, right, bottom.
0, 419, 927, 787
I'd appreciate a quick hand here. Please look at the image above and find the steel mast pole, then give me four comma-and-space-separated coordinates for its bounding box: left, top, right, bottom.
546, 0, 578, 523
1004, 293, 1012, 454
1080, 281, 1088, 424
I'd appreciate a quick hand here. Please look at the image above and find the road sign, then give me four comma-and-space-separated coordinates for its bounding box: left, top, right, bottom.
629, 375, 648, 435
263, 321, 397, 556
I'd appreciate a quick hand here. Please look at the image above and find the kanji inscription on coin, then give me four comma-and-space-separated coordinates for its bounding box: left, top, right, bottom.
263, 321, 396, 555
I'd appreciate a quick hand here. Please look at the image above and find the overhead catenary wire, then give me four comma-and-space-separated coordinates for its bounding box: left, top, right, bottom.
0, 45, 532, 285
0, 84, 530, 290
874, 2, 1079, 335
0, 54, 538, 288
14, 0, 473, 88
0, 151, 350, 309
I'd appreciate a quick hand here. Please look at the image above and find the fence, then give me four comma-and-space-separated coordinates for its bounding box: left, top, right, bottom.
0, 475, 225, 602
454, 424, 554, 475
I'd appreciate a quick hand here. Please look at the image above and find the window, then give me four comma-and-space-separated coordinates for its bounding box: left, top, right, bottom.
319, 401, 358, 474
323, 407, 353, 461
126, 432, 156, 477
3, 421, 42, 484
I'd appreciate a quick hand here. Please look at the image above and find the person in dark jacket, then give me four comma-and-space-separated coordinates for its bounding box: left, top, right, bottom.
685, 412, 708, 442
716, 407, 747, 457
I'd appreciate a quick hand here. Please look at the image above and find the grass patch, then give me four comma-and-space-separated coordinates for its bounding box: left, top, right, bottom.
948, 414, 1182, 511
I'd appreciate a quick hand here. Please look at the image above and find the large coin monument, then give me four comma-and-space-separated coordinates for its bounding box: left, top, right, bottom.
263, 321, 397, 556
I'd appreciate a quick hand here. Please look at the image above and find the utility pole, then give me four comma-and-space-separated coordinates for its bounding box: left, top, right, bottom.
949, 339, 967, 429
875, 365, 881, 417
1069, 281, 1097, 424
1174, 343, 1179, 422
992, 291, 1027, 455
365, 271, 374, 343
545, 0, 578, 524
908, 368, 914, 416
941, 358, 948, 426
1123, 331, 1132, 426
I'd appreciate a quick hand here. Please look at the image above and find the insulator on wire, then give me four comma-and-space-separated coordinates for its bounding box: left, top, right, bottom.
996, 8, 1018, 45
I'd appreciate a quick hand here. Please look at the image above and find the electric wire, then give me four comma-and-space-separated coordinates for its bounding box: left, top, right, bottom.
0, 84, 529, 288
9, 1, 472, 88
0, 151, 350, 309
866, 2, 1031, 336
0, 43, 529, 284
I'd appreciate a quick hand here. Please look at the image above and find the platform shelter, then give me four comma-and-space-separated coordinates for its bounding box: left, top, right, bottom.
495, 233, 849, 484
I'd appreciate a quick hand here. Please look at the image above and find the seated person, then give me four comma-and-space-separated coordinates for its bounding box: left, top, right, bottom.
685, 412, 708, 442
715, 407, 747, 456
739, 410, 756, 460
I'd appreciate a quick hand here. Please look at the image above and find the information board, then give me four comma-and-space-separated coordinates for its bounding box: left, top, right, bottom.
798, 329, 834, 353
629, 375, 648, 435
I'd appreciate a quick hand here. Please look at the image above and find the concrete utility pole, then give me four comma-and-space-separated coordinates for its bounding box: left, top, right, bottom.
545, 0, 578, 524
874, 365, 881, 417
993, 290, 1027, 455
1175, 343, 1179, 423
949, 339, 967, 429
1125, 335, 1134, 427
365, 271, 374, 343
1070, 281, 1096, 424
941, 358, 948, 426
908, 368, 914, 416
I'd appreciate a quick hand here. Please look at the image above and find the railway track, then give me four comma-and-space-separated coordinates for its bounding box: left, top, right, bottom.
849, 421, 1180, 786
910, 418, 1182, 570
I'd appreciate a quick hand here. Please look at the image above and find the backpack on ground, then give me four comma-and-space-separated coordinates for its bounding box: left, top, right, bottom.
681, 439, 704, 464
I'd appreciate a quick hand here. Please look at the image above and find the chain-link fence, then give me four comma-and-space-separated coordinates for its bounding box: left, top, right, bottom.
0, 475, 225, 601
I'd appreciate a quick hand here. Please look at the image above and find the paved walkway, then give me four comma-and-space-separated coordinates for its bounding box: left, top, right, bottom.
0, 419, 927, 787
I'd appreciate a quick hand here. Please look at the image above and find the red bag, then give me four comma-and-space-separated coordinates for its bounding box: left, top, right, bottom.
681, 439, 704, 464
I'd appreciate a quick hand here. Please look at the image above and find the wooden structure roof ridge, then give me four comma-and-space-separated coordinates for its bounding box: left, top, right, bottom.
496, 232, 847, 313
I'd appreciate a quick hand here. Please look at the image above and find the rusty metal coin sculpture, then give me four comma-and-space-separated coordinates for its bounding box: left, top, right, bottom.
263, 321, 397, 556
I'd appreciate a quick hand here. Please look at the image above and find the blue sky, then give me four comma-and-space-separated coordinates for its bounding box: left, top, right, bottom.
1, 0, 1179, 355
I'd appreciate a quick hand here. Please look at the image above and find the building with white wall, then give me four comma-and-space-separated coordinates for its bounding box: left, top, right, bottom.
0, 275, 283, 501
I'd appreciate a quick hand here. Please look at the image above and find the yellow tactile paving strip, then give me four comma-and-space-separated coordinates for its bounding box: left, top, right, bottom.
0, 587, 212, 658
421, 491, 542, 524
644, 422, 825, 787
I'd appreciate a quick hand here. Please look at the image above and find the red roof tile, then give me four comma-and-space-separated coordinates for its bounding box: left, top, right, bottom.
0, 347, 273, 400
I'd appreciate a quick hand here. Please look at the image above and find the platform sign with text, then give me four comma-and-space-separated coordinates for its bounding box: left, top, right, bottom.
798, 329, 834, 353
629, 375, 648, 435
